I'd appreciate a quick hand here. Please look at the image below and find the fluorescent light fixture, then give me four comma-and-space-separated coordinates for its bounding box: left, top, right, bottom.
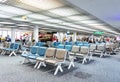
80, 20, 99, 24
45, 19, 64, 23
0, 14, 10, 18
31, 21, 47, 24
0, 22, 14, 24
0, 11, 16, 17
49, 7, 79, 16
12, 17, 32, 21
0, 0, 7, 3
19, 0, 64, 10
76, 26, 97, 31
61, 22, 72, 26
67, 15, 91, 21
88, 23, 105, 26
17, 24, 29, 26
0, 4, 31, 15
27, 14, 50, 20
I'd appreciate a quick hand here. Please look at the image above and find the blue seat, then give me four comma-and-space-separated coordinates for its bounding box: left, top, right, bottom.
37, 47, 47, 56
78, 43, 84, 46
83, 43, 90, 47
65, 45, 72, 51
53, 42, 61, 48
21, 46, 38, 58
4, 43, 20, 56
57, 44, 64, 49
65, 42, 69, 45
5, 43, 14, 50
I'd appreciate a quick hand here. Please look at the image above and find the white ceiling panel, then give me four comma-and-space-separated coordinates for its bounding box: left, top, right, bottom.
0, 4, 31, 15
49, 7, 79, 16
19, 0, 64, 10
66, 0, 120, 30
27, 14, 51, 20
45, 19, 64, 23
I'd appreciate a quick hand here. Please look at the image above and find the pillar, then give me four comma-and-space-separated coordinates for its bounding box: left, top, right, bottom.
33, 26, 39, 42
11, 28, 15, 43
73, 32, 77, 42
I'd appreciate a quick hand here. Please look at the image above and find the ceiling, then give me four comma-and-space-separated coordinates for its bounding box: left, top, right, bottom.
0, 0, 119, 35
67, 0, 120, 31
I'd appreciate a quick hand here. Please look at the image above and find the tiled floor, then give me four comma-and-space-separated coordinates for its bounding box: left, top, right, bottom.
0, 53, 120, 82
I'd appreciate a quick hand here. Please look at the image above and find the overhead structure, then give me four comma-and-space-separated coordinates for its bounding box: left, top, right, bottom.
0, 0, 119, 35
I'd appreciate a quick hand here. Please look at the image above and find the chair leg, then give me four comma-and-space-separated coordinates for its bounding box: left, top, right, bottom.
2, 50, 6, 55
68, 59, 75, 69
82, 57, 86, 64
89, 53, 93, 61
9, 51, 16, 56
34, 61, 39, 69
54, 64, 63, 75
37, 62, 46, 69
100, 52, 103, 58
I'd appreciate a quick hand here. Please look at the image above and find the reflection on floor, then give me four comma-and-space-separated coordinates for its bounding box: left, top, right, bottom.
0, 53, 120, 82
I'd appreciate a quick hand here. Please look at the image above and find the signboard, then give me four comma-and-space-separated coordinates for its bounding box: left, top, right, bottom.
94, 31, 104, 35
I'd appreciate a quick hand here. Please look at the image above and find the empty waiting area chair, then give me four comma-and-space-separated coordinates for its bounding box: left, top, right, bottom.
21, 46, 38, 63
93, 44, 105, 58
68, 46, 80, 69
36, 48, 56, 69
76, 46, 89, 64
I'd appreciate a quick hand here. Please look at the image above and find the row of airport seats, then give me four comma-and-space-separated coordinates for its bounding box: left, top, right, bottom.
0, 41, 46, 56
21, 46, 68, 75
89, 42, 120, 57
52, 41, 90, 48
0, 42, 20, 56
68, 42, 120, 69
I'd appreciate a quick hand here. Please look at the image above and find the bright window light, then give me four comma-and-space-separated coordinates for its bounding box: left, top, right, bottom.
67, 15, 91, 21
0, 4, 31, 15
27, 14, 50, 20
49, 7, 79, 16
45, 19, 64, 23
19, 0, 64, 10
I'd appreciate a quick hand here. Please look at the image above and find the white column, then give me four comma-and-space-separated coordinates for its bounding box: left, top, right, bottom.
73, 32, 77, 42
11, 28, 15, 43
33, 26, 39, 42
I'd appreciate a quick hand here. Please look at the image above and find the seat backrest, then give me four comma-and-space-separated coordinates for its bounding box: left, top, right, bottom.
55, 49, 67, 61
9, 43, 14, 49
13, 43, 19, 50
45, 48, 56, 58
57, 44, 64, 49
37, 47, 47, 56
71, 46, 80, 53
97, 44, 105, 51
80, 46, 89, 54
30, 46, 38, 55
35, 42, 40, 46
90, 44, 96, 51
65, 45, 72, 51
